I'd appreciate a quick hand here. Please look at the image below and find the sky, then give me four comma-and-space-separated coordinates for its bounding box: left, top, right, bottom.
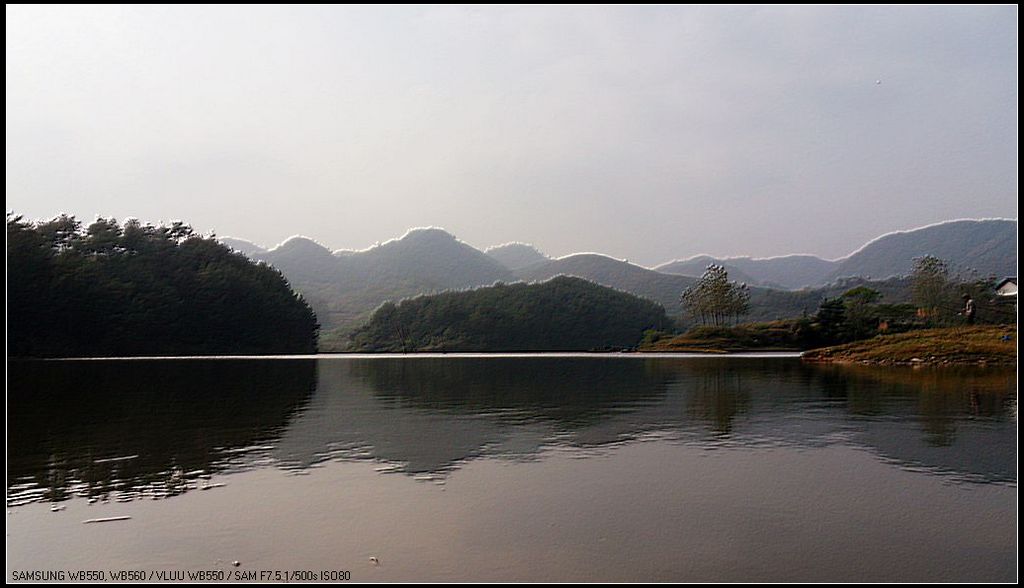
5, 5, 1018, 266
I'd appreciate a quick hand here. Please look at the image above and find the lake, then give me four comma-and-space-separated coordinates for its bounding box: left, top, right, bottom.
6, 355, 1017, 582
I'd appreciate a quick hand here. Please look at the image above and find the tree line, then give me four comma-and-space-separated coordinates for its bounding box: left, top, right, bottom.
7, 213, 319, 357
812, 255, 1009, 343
674, 256, 1010, 349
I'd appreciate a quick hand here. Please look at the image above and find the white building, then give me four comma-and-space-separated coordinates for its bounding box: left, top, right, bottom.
995, 277, 1017, 298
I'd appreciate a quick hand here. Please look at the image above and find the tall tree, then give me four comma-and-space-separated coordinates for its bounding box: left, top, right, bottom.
841, 286, 882, 340
910, 255, 952, 322
680, 264, 750, 326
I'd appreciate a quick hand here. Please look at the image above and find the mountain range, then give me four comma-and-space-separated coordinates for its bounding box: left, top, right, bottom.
655, 219, 1016, 288
221, 218, 1016, 349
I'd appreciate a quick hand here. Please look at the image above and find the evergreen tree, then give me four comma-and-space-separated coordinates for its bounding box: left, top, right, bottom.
7, 213, 319, 357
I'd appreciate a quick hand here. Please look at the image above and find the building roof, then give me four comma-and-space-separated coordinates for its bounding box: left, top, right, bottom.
995, 277, 1017, 297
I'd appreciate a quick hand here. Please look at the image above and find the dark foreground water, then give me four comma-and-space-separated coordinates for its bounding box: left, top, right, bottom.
6, 355, 1017, 582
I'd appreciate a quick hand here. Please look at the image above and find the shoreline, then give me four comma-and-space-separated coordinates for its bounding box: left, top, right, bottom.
12, 351, 806, 361
800, 325, 1016, 366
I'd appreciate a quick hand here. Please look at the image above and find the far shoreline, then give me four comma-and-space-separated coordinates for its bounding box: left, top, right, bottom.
13, 326, 1016, 365
14, 350, 806, 361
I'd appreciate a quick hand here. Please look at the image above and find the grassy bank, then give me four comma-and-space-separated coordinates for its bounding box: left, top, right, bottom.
801, 325, 1017, 366
639, 321, 807, 353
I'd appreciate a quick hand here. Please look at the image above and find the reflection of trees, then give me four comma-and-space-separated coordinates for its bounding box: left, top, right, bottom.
683, 366, 751, 434
11, 357, 1016, 504
350, 357, 675, 427
7, 359, 316, 504
321, 359, 1018, 484
806, 364, 1016, 447
828, 365, 1015, 401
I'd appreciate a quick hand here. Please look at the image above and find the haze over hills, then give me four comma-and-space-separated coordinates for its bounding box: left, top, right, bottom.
655, 219, 1017, 289
219, 218, 1016, 349
218, 237, 267, 258
829, 219, 1017, 281
224, 228, 513, 343
484, 243, 549, 270
656, 255, 835, 290
514, 253, 698, 312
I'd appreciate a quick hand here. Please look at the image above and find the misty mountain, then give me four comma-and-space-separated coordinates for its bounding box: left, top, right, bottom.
655, 256, 765, 288
220, 219, 1012, 349
260, 236, 341, 283
236, 228, 512, 343
485, 242, 549, 270
655, 219, 1016, 288
219, 237, 267, 257
829, 219, 1017, 281
514, 253, 911, 325
348, 228, 512, 289
656, 254, 835, 289
515, 253, 697, 312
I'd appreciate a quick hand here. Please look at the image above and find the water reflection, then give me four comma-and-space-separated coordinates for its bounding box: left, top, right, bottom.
812, 364, 1016, 481
7, 359, 316, 505
6, 356, 1016, 507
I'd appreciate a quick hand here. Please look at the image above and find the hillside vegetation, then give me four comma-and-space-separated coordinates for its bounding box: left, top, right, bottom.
8, 214, 319, 357
230, 229, 513, 346
219, 219, 1016, 348
349, 276, 670, 352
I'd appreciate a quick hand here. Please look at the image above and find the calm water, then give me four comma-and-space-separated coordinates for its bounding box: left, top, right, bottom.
6, 355, 1017, 582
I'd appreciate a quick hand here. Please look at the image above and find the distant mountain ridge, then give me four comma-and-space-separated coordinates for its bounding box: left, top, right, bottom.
223, 228, 512, 344
656, 254, 836, 289
514, 253, 697, 312
829, 219, 1016, 281
656, 219, 1016, 288
220, 218, 1016, 349
484, 243, 549, 270
218, 237, 267, 257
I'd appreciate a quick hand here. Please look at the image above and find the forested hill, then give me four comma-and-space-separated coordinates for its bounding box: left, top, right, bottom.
226, 228, 514, 345
215, 219, 1015, 348
514, 253, 698, 310
349, 276, 670, 352
7, 214, 319, 357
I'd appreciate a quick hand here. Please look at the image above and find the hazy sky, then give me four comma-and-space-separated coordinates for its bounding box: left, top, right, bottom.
6, 5, 1018, 265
